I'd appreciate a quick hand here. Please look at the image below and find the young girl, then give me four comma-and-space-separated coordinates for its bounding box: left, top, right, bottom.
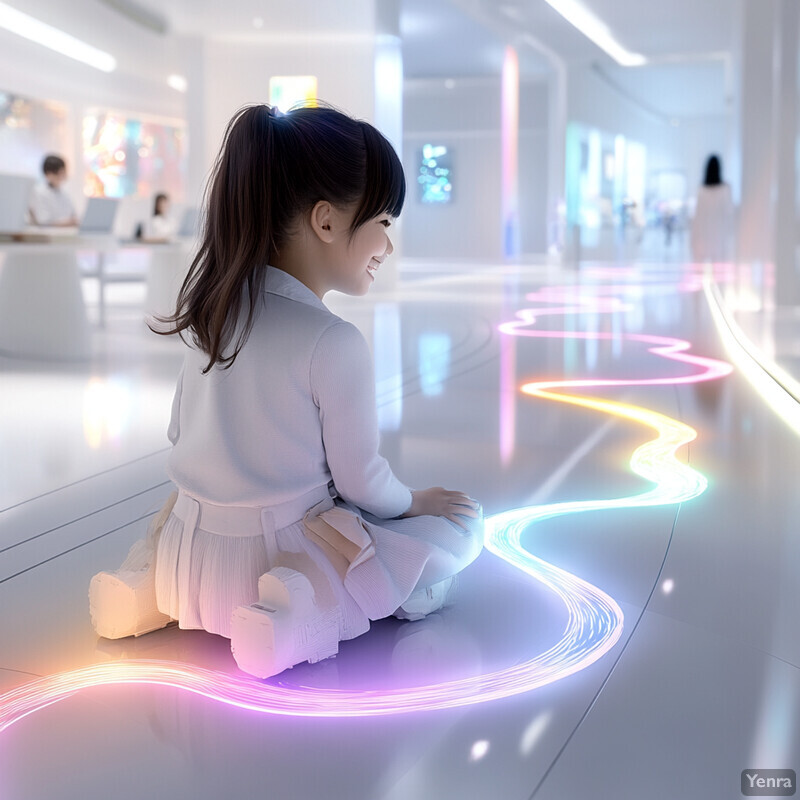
89, 103, 483, 679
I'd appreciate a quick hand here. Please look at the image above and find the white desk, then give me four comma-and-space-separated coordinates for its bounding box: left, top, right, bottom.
142, 243, 193, 322
0, 243, 92, 360
81, 241, 191, 327
0, 240, 192, 360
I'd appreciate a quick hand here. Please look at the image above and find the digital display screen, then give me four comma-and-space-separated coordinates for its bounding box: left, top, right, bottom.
418, 144, 452, 204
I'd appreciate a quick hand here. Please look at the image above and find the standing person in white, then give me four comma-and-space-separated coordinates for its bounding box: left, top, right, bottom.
690, 154, 735, 263
89, 103, 484, 679
141, 192, 176, 241
28, 153, 78, 227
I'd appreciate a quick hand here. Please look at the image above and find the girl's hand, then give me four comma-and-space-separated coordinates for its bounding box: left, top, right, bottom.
402, 487, 480, 530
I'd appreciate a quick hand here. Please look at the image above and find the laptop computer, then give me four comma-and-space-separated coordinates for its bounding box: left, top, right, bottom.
177, 207, 199, 238
0, 174, 35, 234
79, 197, 119, 235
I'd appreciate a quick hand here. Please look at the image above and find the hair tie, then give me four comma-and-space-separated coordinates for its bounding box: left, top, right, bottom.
268, 105, 283, 119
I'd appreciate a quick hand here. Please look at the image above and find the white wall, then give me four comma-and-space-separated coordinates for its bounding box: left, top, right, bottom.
200, 37, 379, 180
403, 77, 548, 260
568, 66, 730, 201
0, 2, 393, 238
0, 7, 186, 236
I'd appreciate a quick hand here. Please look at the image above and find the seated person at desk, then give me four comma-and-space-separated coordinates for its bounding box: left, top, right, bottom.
139, 193, 175, 242
29, 154, 78, 227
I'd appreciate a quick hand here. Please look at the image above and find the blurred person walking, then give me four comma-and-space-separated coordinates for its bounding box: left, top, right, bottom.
690, 154, 735, 263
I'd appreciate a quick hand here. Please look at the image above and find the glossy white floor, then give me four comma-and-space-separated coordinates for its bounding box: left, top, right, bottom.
1, 256, 798, 799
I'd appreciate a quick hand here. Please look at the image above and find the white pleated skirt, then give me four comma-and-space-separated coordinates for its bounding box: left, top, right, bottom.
154, 487, 484, 640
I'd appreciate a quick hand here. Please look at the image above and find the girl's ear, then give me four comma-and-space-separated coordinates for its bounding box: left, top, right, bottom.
310, 200, 335, 243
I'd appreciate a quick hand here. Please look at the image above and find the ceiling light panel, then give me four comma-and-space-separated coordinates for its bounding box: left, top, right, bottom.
0, 2, 117, 72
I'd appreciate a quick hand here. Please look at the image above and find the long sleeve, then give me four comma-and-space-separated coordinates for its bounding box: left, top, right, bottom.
310, 321, 412, 518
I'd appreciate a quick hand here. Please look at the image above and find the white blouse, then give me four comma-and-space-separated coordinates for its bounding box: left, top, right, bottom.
166, 267, 412, 519
143, 214, 175, 240
29, 182, 75, 226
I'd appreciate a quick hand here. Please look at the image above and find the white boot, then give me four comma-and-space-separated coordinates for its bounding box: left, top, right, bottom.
89, 492, 176, 639
230, 567, 342, 679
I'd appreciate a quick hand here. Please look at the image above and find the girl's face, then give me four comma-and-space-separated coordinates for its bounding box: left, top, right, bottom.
327, 211, 395, 296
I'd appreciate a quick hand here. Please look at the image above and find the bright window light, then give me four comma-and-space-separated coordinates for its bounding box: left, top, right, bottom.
543, 0, 646, 67
0, 2, 116, 72
470, 740, 490, 761
268, 76, 318, 113
167, 74, 188, 93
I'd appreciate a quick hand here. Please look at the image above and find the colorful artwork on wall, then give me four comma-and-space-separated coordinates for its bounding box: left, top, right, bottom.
0, 89, 68, 176
82, 111, 186, 200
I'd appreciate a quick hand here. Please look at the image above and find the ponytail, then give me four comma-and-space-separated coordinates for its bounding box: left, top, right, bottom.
151, 106, 276, 372
151, 103, 405, 372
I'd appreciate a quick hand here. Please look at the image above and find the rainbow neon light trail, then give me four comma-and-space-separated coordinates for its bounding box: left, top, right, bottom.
0, 274, 732, 731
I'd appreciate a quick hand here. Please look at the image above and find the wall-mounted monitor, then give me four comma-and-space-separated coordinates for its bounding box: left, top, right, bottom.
418, 144, 452, 204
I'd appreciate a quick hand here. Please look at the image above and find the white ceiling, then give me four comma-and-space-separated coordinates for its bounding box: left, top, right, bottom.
148, 0, 378, 38
446, 0, 736, 118
6, 0, 739, 120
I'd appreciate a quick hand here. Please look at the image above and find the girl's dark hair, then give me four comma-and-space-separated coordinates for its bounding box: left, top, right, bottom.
42, 154, 66, 175
151, 103, 405, 372
704, 155, 722, 186
153, 193, 168, 216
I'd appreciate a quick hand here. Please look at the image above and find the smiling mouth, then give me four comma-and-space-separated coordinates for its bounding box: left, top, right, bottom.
367, 259, 382, 278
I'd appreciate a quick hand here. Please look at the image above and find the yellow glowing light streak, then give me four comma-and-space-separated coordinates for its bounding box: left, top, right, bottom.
485, 379, 710, 645
521, 386, 706, 505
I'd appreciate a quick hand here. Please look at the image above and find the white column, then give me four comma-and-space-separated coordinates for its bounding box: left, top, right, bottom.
520, 34, 568, 259
774, 0, 799, 305
372, 0, 402, 292
180, 36, 207, 210
736, 0, 779, 264
501, 46, 520, 259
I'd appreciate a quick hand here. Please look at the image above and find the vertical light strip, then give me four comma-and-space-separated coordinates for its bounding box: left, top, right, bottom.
499, 331, 517, 465
502, 46, 520, 258
374, 35, 403, 154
